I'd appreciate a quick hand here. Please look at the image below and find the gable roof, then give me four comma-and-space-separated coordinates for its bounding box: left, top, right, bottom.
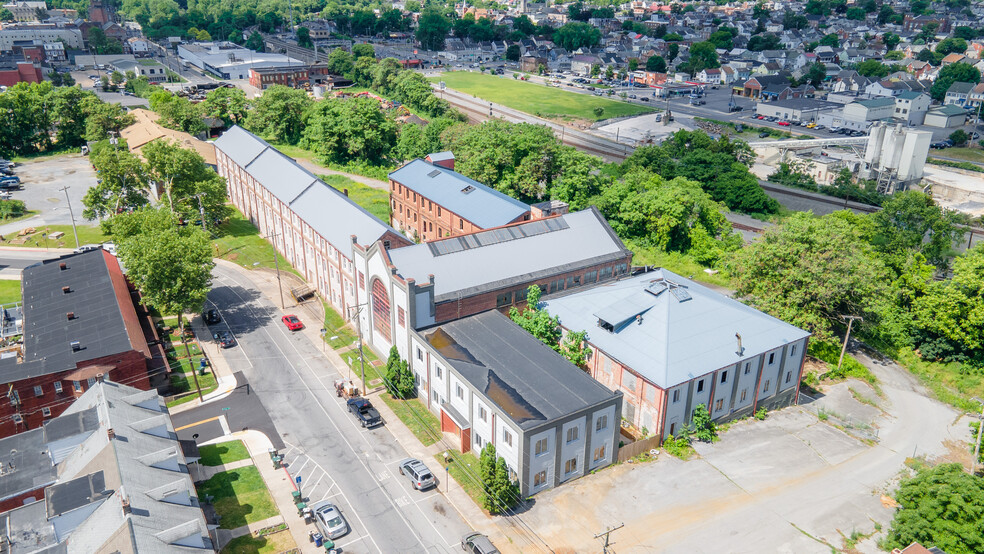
388, 159, 530, 229
543, 269, 810, 389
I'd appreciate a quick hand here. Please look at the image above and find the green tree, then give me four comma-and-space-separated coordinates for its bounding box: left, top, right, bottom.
929, 62, 981, 102
856, 59, 890, 78
51, 87, 97, 148
301, 96, 397, 164
198, 87, 248, 128
910, 245, 984, 364
110, 70, 124, 85
141, 138, 229, 227
846, 6, 866, 19
884, 463, 984, 554
885, 50, 905, 61
553, 22, 601, 51
327, 48, 355, 78
559, 329, 588, 367
804, 61, 827, 87
953, 26, 977, 41
88, 26, 122, 54
383, 346, 414, 398
819, 33, 840, 48
149, 91, 206, 135
83, 140, 149, 220
883, 32, 901, 50
0, 81, 54, 157
667, 42, 680, 62
416, 8, 451, 51
505, 44, 520, 61
682, 41, 720, 73
707, 29, 735, 50
746, 33, 781, 51
949, 129, 970, 146
111, 206, 214, 333
646, 55, 667, 73
935, 37, 967, 55
917, 48, 944, 66
488, 456, 520, 514
352, 43, 375, 59
0, 7, 13, 21
783, 10, 808, 30
296, 26, 312, 48
82, 97, 135, 142
871, 191, 966, 271
727, 212, 890, 343
244, 85, 312, 144
508, 285, 562, 347
245, 31, 264, 52
690, 404, 717, 442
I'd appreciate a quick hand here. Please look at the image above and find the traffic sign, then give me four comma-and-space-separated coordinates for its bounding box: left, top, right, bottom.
295, 476, 302, 484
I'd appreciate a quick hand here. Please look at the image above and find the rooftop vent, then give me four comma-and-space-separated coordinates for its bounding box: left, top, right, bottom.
70, 341, 81, 352
66, 312, 75, 320
107, 428, 115, 440
59, 263, 67, 271
461, 185, 475, 194
427, 169, 441, 178
62, 286, 71, 294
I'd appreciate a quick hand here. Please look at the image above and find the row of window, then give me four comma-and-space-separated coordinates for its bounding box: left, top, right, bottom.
533, 415, 609, 458
532, 445, 608, 489
16, 379, 91, 402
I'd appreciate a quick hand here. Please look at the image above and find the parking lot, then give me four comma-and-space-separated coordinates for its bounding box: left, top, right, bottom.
519, 357, 967, 554
4, 154, 93, 230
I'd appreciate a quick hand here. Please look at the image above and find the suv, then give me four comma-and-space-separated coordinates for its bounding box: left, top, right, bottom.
203, 309, 221, 325
397, 458, 436, 490
461, 532, 499, 554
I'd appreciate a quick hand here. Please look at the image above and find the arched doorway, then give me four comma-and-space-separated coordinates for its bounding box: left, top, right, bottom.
371, 279, 391, 344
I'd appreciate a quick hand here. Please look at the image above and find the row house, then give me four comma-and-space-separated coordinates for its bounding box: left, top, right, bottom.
213, 126, 411, 317
545, 269, 810, 439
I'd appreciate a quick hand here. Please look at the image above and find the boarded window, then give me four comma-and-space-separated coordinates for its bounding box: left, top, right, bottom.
398, 307, 406, 328
371, 279, 391, 342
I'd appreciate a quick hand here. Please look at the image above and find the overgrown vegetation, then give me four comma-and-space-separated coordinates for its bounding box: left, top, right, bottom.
509, 285, 588, 367
769, 162, 887, 207
479, 443, 521, 514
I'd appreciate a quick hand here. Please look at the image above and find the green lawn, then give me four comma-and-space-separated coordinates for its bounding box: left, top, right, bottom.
0, 224, 107, 249
435, 450, 485, 507
196, 466, 279, 529
940, 147, 984, 164
380, 394, 441, 446
169, 370, 217, 394
431, 72, 654, 121
893, 347, 983, 412
0, 280, 20, 305
212, 208, 298, 274
220, 530, 296, 554
320, 174, 390, 222
199, 440, 252, 467
323, 302, 358, 350
340, 346, 381, 382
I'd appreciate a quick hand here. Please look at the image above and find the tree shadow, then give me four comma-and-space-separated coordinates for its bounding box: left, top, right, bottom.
204, 284, 279, 336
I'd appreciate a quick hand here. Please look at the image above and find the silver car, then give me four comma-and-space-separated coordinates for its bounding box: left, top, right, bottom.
311, 501, 349, 540
397, 458, 436, 490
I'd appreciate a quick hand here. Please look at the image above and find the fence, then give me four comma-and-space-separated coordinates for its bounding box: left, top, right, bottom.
616, 435, 662, 463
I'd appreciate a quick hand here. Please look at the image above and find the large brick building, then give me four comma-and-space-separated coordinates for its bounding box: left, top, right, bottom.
248, 65, 310, 90
388, 153, 532, 242
0, 250, 159, 437
544, 269, 810, 439
214, 126, 411, 315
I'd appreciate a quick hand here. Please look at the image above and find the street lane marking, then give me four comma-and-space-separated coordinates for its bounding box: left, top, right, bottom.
174, 416, 220, 432
219, 415, 231, 436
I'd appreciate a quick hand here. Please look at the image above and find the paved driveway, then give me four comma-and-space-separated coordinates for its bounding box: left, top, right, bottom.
520, 354, 964, 553
3, 154, 93, 234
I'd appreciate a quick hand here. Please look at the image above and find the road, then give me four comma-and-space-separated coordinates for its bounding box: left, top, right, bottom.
0, 249, 67, 278
196, 262, 472, 553
172, 372, 283, 448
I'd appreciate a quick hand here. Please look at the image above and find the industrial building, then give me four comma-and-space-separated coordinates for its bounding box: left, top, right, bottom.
859, 122, 933, 193
177, 42, 303, 80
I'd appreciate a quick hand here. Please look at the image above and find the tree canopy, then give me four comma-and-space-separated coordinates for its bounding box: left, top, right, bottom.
244, 85, 313, 144
301, 96, 398, 165
930, 63, 981, 101
553, 22, 601, 51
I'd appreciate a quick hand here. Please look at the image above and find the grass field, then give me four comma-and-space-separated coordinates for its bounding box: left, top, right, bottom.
431, 72, 654, 121
624, 239, 733, 289
212, 208, 298, 275
380, 394, 441, 446
0, 224, 107, 249
321, 174, 390, 222
220, 530, 296, 554
435, 450, 485, 507
199, 440, 252, 467
197, 466, 278, 529
323, 302, 358, 350
0, 280, 20, 305
940, 146, 984, 164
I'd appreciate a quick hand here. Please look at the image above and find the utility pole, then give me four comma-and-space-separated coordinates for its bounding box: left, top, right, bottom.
59, 186, 80, 249
972, 397, 983, 476
594, 523, 624, 554
264, 233, 286, 309
836, 315, 863, 374
348, 303, 368, 396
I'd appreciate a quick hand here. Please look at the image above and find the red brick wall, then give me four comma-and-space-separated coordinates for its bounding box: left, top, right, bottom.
390, 180, 490, 242
0, 488, 46, 513
433, 255, 633, 323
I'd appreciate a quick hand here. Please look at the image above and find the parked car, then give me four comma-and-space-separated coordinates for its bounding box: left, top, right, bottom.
0, 191, 11, 200
311, 501, 350, 540
397, 458, 436, 490
203, 309, 221, 325
729, 105, 743, 112
806, 122, 817, 128
689, 98, 705, 105
282, 314, 304, 331
639, 97, 649, 101
0, 176, 20, 185
759, 131, 771, 138
213, 330, 236, 348
461, 532, 499, 554
74, 244, 101, 253
777, 120, 790, 126
347, 397, 382, 427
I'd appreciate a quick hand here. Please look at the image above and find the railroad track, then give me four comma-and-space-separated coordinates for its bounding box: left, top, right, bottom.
757, 181, 881, 214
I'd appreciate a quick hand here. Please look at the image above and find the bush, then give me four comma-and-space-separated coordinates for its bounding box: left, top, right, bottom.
754, 407, 768, 420
691, 404, 717, 442
661, 434, 694, 459
809, 340, 877, 384
0, 199, 26, 220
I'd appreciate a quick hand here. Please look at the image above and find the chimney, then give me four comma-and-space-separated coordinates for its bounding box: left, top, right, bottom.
121, 496, 131, 514
62, 286, 71, 294
96, 373, 104, 383
107, 428, 116, 440
66, 312, 75, 320
59, 263, 67, 271
735, 333, 744, 356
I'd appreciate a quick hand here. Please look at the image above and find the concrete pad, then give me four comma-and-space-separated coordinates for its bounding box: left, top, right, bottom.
792, 421, 868, 466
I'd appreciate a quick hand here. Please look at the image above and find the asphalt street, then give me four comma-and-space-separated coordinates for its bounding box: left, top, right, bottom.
200, 263, 472, 554
172, 372, 284, 449
0, 249, 68, 279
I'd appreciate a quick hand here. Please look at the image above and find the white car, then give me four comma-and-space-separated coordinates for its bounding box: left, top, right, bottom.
101, 242, 117, 256
74, 244, 102, 254
311, 501, 349, 540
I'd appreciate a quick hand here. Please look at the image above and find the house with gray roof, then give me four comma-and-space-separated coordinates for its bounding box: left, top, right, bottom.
213, 125, 411, 315
0, 379, 210, 552
413, 310, 621, 496
388, 153, 531, 242
544, 269, 810, 439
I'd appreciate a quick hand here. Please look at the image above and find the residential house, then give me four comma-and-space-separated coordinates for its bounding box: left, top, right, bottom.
865, 78, 932, 98
544, 269, 810, 439
412, 310, 622, 496
944, 81, 975, 106
520, 55, 547, 73
111, 58, 168, 83
388, 153, 532, 242
968, 83, 984, 109
894, 91, 932, 125
571, 54, 600, 76
830, 70, 871, 93
695, 68, 720, 83
940, 53, 968, 66
0, 250, 160, 438
125, 37, 150, 56
41, 41, 65, 63
741, 74, 813, 100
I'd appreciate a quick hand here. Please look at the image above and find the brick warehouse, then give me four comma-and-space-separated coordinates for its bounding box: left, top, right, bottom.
0, 250, 161, 437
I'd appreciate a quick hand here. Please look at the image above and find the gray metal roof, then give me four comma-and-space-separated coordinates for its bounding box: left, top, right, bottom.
543, 269, 811, 389
388, 207, 631, 301
424, 310, 618, 430
388, 159, 530, 229
0, 250, 137, 382
0, 427, 57, 504
213, 126, 401, 249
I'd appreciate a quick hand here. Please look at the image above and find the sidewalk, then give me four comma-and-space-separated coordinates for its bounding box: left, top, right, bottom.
167, 312, 240, 415
211, 259, 523, 553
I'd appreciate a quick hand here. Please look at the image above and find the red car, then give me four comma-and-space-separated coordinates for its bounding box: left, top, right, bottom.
778, 121, 790, 126
282, 315, 304, 331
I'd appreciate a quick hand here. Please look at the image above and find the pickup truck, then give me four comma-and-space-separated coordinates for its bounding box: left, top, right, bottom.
347, 398, 381, 428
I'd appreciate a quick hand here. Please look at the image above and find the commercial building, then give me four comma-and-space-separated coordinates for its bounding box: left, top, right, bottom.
413, 310, 621, 496
754, 98, 838, 122
177, 42, 303, 80
924, 104, 969, 128
121, 108, 217, 166
0, 59, 42, 86
1, 1, 47, 22
817, 97, 895, 131
388, 153, 532, 242
353, 206, 634, 362
248, 65, 310, 89
110, 58, 169, 83
543, 269, 810, 439
0, 379, 212, 552
0, 250, 161, 437
0, 23, 84, 51
214, 126, 411, 315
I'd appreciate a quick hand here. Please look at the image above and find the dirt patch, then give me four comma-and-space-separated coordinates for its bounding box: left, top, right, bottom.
930, 438, 975, 469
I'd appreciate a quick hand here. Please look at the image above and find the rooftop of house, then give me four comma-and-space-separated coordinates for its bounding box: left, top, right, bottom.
543, 269, 810, 390
929, 104, 970, 115
0, 250, 143, 383
895, 90, 928, 100
423, 310, 619, 430
121, 108, 216, 165
214, 126, 402, 251
0, 380, 210, 553
386, 207, 631, 302
388, 158, 530, 229
855, 97, 896, 108
945, 81, 975, 94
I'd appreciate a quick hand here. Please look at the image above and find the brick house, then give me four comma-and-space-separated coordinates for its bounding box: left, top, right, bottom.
248, 65, 311, 90
213, 126, 411, 316
544, 269, 810, 440
0, 250, 159, 438
388, 153, 531, 242
353, 206, 634, 364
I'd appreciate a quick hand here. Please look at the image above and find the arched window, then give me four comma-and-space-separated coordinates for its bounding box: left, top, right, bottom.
371, 279, 391, 343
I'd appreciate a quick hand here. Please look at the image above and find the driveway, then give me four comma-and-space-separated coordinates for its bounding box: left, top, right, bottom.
519, 352, 965, 553
3, 154, 93, 234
